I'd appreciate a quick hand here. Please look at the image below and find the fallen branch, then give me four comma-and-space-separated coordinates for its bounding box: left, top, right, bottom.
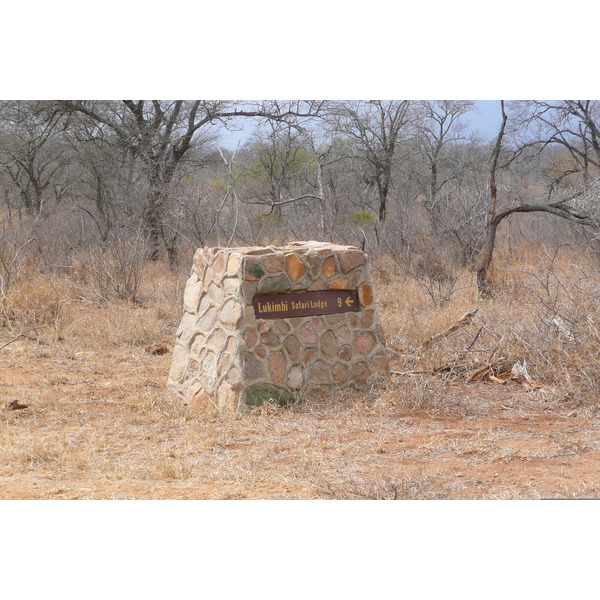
391, 370, 436, 376
0, 330, 47, 352
464, 357, 506, 383
436, 326, 485, 377
423, 309, 479, 348
0, 333, 28, 352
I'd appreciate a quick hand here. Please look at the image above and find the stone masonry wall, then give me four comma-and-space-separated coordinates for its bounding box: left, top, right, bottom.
168, 241, 389, 413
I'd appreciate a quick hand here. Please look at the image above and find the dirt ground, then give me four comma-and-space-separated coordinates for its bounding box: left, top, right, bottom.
2, 334, 599, 500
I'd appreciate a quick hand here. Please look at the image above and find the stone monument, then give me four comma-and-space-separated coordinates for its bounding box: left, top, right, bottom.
168, 241, 389, 412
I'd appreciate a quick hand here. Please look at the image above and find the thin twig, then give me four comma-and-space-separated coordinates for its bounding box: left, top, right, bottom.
0, 329, 47, 351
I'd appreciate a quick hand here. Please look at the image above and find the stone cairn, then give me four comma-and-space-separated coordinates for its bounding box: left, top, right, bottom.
168, 241, 389, 413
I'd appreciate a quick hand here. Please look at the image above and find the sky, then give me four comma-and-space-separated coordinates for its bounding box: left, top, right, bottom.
216, 100, 506, 150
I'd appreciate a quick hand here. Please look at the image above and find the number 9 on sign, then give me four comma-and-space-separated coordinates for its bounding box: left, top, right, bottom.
337, 297, 342, 308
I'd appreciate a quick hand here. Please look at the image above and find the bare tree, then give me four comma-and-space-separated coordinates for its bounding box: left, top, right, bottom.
328, 100, 413, 225
57, 100, 325, 263
300, 129, 354, 239
236, 119, 318, 216
0, 101, 72, 219
476, 101, 598, 297
512, 100, 600, 190
415, 100, 475, 209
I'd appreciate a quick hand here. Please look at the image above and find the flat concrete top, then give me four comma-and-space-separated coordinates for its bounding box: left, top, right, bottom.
205, 241, 362, 256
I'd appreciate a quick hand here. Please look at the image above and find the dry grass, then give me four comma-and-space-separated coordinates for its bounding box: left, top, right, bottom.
1, 243, 600, 500
374, 243, 600, 405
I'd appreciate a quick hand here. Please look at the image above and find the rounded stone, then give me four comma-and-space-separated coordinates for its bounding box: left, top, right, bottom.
285, 253, 307, 282
225, 337, 236, 354
321, 256, 337, 278
287, 366, 304, 390
371, 355, 390, 377
261, 331, 280, 346
307, 254, 323, 277
274, 320, 291, 335
197, 295, 212, 317
332, 363, 349, 386
349, 270, 365, 288
336, 326, 352, 345
361, 310, 375, 329
257, 275, 290, 294
228, 367, 241, 387
303, 348, 317, 364
339, 345, 353, 362
338, 251, 366, 273
219, 299, 243, 328
257, 320, 271, 334
351, 362, 370, 386
353, 332, 376, 355
185, 358, 201, 380
183, 275, 202, 312
244, 328, 258, 349
200, 352, 218, 392
203, 266, 214, 287
256, 344, 268, 359
217, 352, 230, 375
242, 353, 266, 380
176, 312, 196, 342
328, 278, 349, 290
262, 254, 284, 273
245, 305, 257, 326
169, 344, 188, 382
348, 313, 360, 327
241, 281, 258, 302
223, 278, 238, 296
212, 253, 226, 279
308, 361, 332, 384
320, 330, 337, 358
290, 317, 307, 331
313, 316, 326, 334
359, 284, 373, 307
217, 380, 237, 411
227, 254, 240, 274
284, 335, 301, 361
197, 307, 217, 332
190, 334, 207, 357
299, 322, 317, 345
324, 314, 345, 326
207, 283, 223, 304
188, 383, 214, 413
267, 351, 287, 383
307, 279, 326, 292
245, 261, 265, 281
206, 328, 227, 352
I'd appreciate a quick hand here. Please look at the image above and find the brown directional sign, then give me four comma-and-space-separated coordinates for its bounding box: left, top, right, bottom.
252, 290, 360, 319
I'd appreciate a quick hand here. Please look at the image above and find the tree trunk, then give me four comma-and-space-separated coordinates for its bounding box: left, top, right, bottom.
476, 101, 507, 297
144, 188, 166, 262
94, 176, 111, 242
377, 176, 389, 223
143, 163, 178, 263
476, 213, 499, 297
